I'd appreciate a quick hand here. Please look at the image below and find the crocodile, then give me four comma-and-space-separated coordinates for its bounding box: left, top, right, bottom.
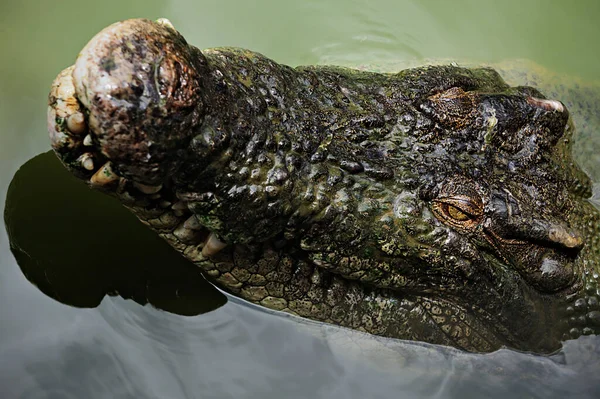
47, 18, 600, 353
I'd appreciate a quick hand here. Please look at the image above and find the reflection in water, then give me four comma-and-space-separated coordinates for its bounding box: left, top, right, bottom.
4, 151, 226, 315
3, 153, 600, 398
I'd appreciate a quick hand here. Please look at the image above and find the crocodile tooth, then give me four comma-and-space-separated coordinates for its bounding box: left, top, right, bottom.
159, 201, 172, 208
202, 233, 227, 257
173, 223, 203, 244
133, 182, 163, 195
172, 201, 188, 211
66, 112, 86, 135
79, 153, 94, 170
90, 162, 119, 186
83, 134, 93, 146
183, 215, 202, 230
118, 190, 136, 203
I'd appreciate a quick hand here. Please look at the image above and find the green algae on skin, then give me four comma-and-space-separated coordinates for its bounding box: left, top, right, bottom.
47, 18, 600, 353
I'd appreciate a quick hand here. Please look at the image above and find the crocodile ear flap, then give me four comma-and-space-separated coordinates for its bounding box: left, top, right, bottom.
399, 65, 508, 99
419, 87, 479, 130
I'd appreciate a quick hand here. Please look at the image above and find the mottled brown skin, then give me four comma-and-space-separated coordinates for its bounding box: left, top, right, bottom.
48, 19, 600, 353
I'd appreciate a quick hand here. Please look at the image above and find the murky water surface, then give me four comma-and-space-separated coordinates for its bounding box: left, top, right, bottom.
2, 1, 600, 398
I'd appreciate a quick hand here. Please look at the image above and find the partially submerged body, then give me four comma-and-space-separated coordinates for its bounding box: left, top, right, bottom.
48, 19, 600, 353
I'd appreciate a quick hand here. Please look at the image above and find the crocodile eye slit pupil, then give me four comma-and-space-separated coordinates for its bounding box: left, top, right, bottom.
431, 197, 482, 230
446, 204, 470, 221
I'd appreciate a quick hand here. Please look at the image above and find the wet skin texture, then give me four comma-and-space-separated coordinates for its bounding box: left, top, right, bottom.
48, 19, 600, 353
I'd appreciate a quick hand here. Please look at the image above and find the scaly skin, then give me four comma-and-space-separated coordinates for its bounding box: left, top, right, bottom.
47, 19, 600, 353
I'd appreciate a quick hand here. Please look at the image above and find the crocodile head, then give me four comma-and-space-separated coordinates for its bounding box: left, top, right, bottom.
48, 19, 600, 353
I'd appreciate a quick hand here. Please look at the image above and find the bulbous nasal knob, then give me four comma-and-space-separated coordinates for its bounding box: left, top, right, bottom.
72, 18, 207, 185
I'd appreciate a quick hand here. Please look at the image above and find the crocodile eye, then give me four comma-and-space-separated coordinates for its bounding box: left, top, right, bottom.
446, 204, 470, 221
432, 196, 483, 231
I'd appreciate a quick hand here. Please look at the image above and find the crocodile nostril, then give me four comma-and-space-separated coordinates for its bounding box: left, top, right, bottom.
547, 224, 584, 251
522, 220, 585, 254
497, 211, 585, 253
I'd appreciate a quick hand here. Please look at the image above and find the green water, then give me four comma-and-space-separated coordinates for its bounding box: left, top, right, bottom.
1, 0, 600, 398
